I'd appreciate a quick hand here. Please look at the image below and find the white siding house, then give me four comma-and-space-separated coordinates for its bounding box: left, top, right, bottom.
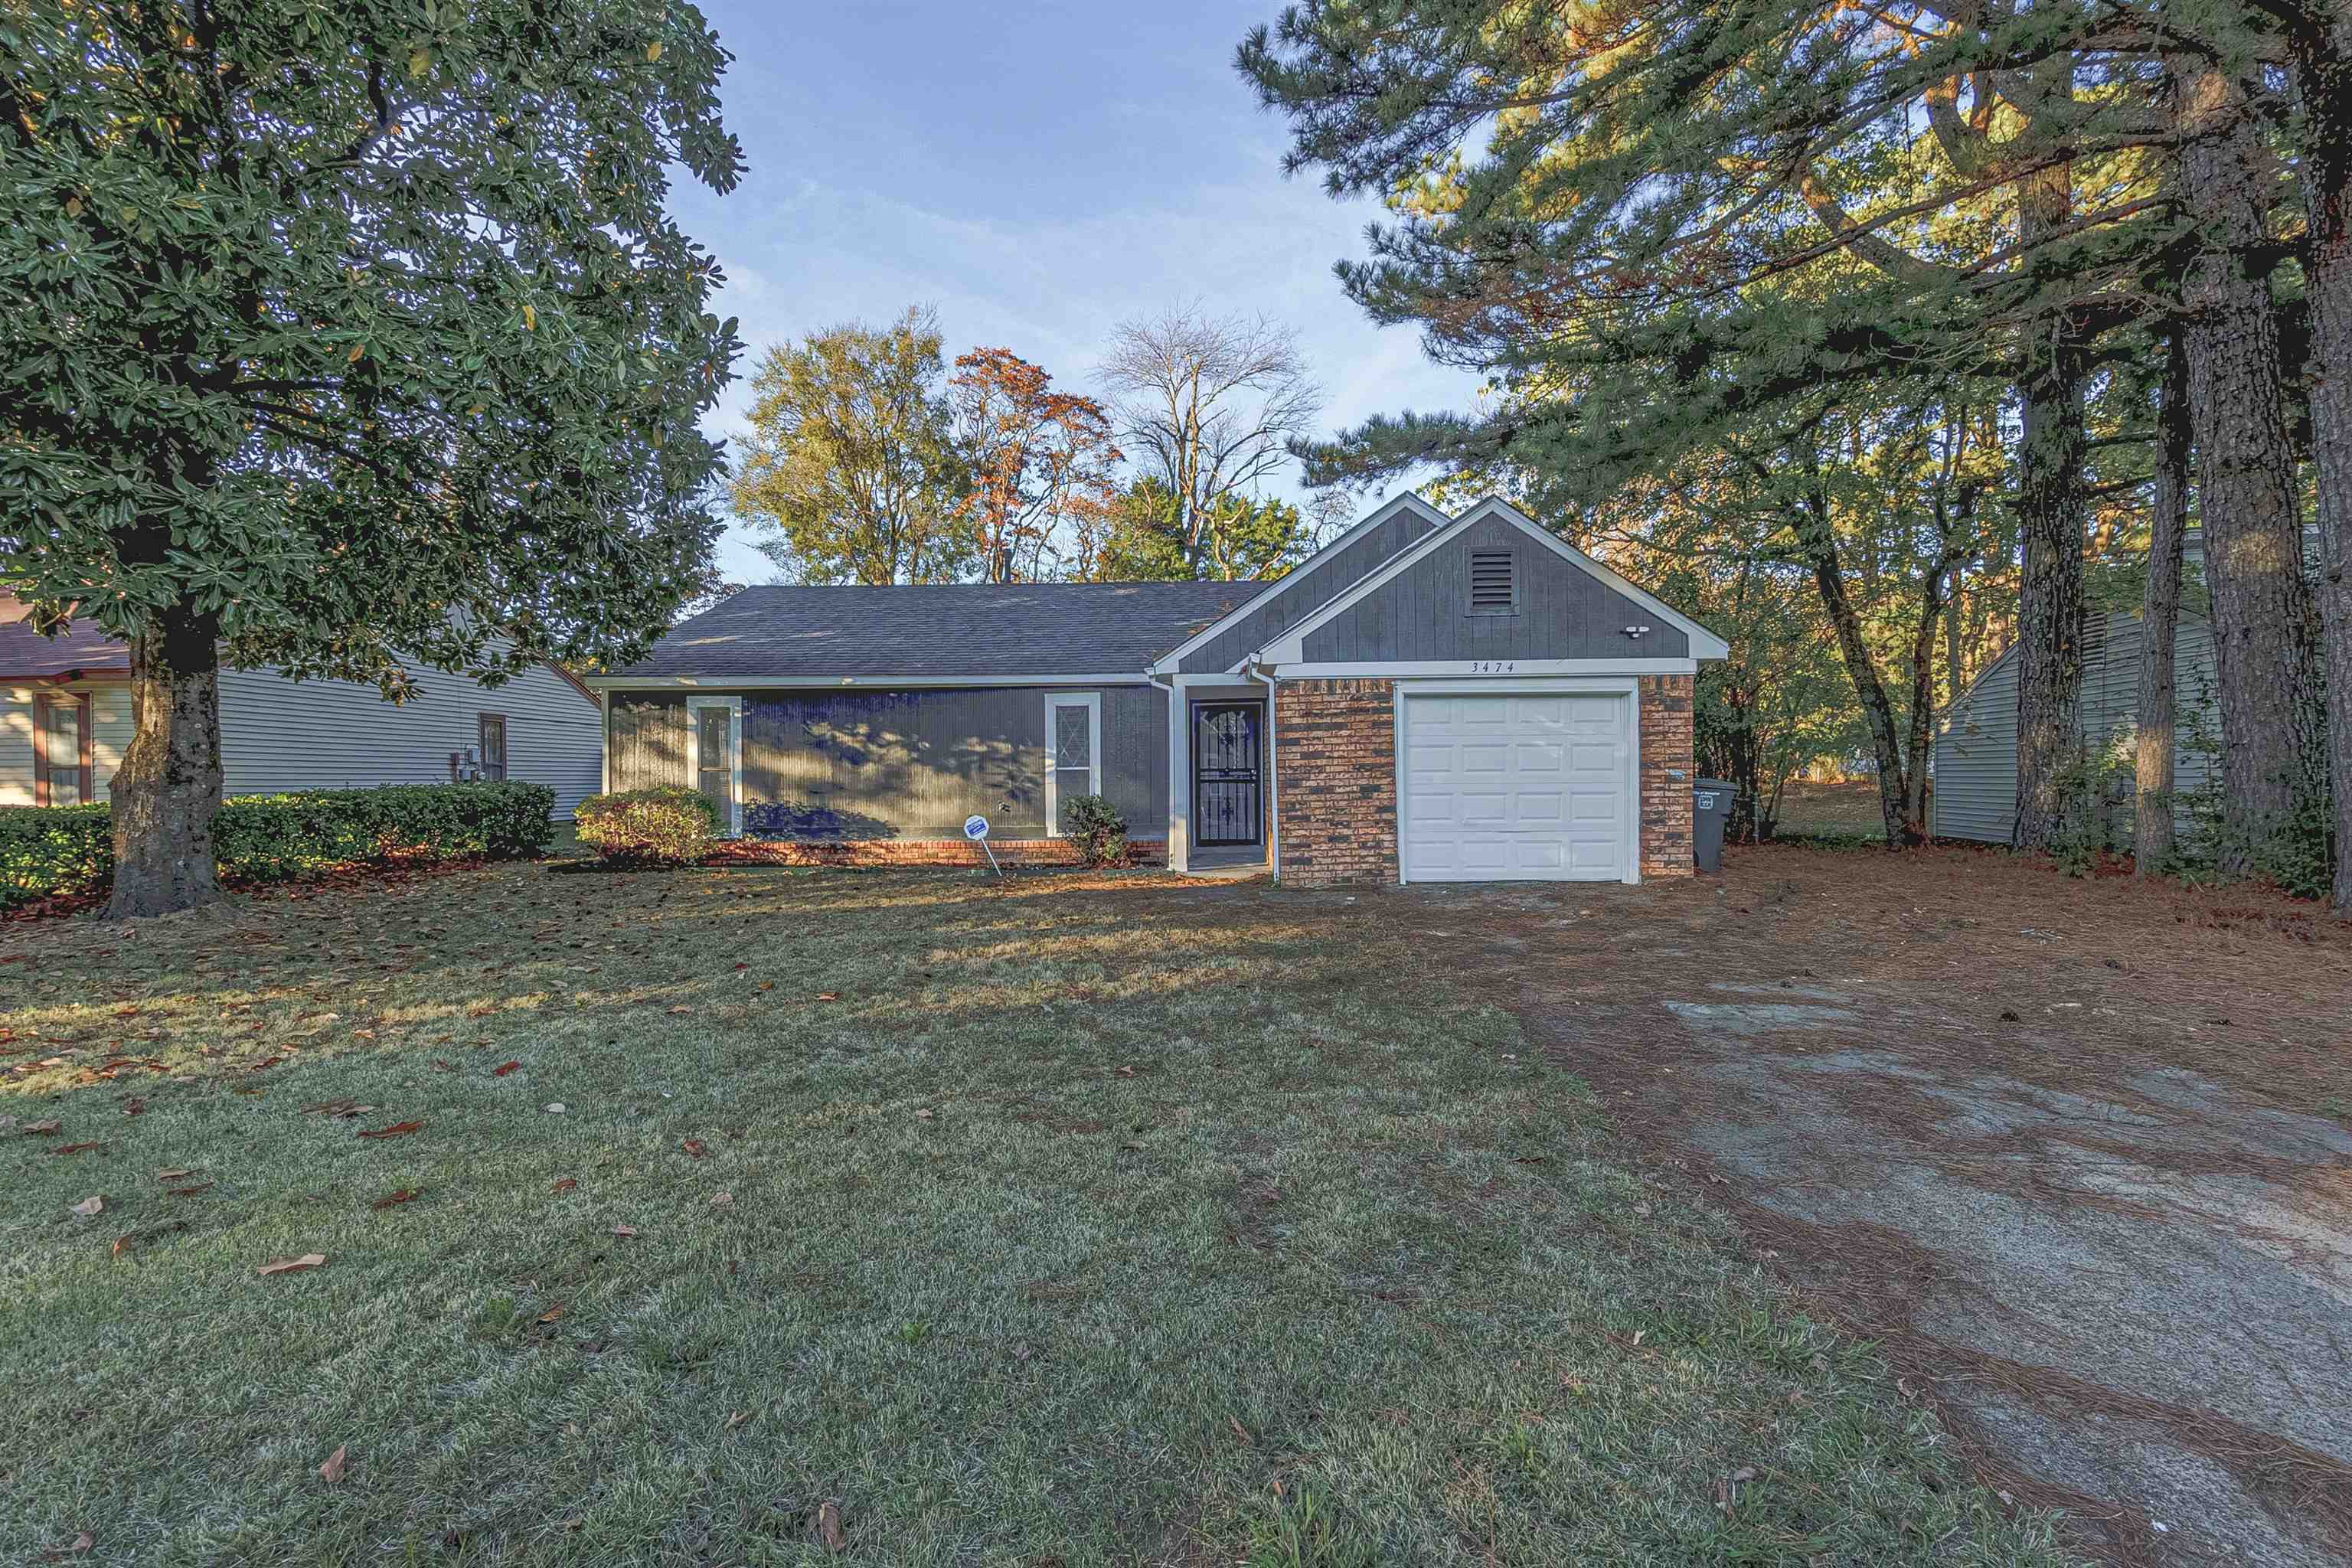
1, 602, 603, 818
1932, 607, 2218, 844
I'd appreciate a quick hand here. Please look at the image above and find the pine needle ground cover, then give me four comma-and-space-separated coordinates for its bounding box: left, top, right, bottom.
0, 864, 2069, 1566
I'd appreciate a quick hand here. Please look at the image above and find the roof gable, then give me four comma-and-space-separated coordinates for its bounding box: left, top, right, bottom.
1152, 492, 1449, 674
1261, 498, 1731, 663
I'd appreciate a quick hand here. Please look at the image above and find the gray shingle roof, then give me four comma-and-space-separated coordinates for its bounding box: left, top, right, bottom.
0, 597, 131, 678
608, 580, 1272, 681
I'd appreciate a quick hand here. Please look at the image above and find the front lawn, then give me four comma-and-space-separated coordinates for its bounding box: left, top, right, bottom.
1, 864, 2066, 1565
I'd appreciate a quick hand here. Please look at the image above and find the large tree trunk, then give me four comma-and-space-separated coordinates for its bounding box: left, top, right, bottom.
2174, 57, 2328, 871
2294, 9, 2352, 913
2137, 333, 2193, 874
2011, 321, 2090, 852
103, 608, 224, 920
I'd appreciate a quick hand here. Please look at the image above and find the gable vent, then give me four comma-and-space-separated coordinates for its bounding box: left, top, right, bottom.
1468, 550, 1517, 614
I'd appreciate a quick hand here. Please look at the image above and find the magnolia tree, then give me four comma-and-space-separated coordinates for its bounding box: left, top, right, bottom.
0, 1, 743, 916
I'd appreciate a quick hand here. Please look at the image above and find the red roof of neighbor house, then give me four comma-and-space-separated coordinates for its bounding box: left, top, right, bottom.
0, 596, 131, 680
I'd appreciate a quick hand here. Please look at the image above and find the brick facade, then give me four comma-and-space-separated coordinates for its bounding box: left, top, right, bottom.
712, 838, 1167, 869
1273, 679, 1399, 887
1637, 674, 1696, 879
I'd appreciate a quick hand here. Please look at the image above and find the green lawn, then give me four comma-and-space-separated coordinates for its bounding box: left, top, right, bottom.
1, 862, 2069, 1566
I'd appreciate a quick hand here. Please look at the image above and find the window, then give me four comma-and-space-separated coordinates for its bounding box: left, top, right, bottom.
476, 714, 508, 781
35, 695, 88, 806
1044, 692, 1101, 836
1468, 550, 1517, 614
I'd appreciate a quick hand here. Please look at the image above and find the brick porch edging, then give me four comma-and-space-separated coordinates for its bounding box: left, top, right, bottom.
710, 838, 1168, 869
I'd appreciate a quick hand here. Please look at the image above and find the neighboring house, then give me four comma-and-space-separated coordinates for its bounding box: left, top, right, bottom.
1932, 605, 2218, 845
0, 597, 606, 818
590, 495, 1730, 887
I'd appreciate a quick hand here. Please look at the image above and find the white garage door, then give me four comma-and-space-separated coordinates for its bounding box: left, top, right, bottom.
1401, 693, 1632, 882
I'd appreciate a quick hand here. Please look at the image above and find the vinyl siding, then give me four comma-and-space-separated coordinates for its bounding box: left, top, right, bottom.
1931, 609, 2218, 844
1300, 515, 1694, 663
0, 686, 36, 805
609, 684, 1168, 841
1175, 509, 1439, 673
204, 658, 603, 817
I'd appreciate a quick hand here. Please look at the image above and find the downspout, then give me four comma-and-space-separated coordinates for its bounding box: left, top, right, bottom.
1246, 655, 1280, 883
1146, 668, 1182, 872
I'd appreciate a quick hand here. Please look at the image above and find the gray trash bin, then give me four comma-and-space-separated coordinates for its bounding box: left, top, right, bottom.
1692, 778, 1736, 873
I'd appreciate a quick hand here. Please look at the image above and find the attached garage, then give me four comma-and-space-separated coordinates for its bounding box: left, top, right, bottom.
1399, 688, 1636, 883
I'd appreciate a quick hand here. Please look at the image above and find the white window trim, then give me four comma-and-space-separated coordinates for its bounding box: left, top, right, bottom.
1042, 691, 1102, 838
1391, 676, 1644, 888
684, 695, 743, 838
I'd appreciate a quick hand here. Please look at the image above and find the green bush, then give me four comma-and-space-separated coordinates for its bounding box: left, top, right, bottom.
574, 786, 719, 867
0, 804, 113, 911
0, 782, 554, 912
1060, 794, 1130, 869
214, 781, 556, 881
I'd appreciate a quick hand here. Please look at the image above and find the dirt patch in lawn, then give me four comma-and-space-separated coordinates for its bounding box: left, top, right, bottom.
1396, 844, 2352, 1568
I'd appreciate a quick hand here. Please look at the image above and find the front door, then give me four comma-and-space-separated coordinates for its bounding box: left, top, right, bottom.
1192, 702, 1263, 847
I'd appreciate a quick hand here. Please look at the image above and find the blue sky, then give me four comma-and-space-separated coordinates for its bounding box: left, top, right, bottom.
671, 0, 1486, 581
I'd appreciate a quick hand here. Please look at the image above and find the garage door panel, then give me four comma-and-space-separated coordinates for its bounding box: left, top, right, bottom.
1401, 692, 1630, 883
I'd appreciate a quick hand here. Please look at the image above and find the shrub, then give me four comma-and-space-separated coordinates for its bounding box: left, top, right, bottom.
0, 804, 113, 911
0, 782, 554, 912
1060, 794, 1130, 869
214, 782, 556, 880
575, 786, 719, 867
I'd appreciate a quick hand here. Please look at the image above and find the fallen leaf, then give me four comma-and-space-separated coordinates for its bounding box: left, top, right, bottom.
537, 1305, 565, 1324
52, 1141, 103, 1155
709, 1190, 733, 1207
913, 1109, 934, 1121
167, 1182, 214, 1197
756, 980, 775, 992
356, 1120, 423, 1139
551, 1177, 579, 1193
371, 1188, 420, 1210
726, 1410, 750, 1429
155, 1168, 194, 1180
69, 1194, 103, 1217
110, 1233, 130, 1259
1731, 1465, 1756, 1482
318, 1445, 348, 1483
62, 1533, 93, 1554
543, 1102, 567, 1114
731, 962, 749, 971
666, 1004, 692, 1015
1227, 1415, 1252, 1445
681, 1138, 707, 1158
815, 992, 840, 1002
258, 1253, 327, 1276
492, 1061, 521, 1076
609, 1223, 639, 1238
24, 1119, 60, 1135
815, 1499, 847, 1553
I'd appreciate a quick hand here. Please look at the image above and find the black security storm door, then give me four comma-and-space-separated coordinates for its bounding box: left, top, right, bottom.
1192, 702, 1263, 847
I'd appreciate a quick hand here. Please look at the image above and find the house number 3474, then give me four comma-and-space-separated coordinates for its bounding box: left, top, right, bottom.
1469, 660, 1517, 674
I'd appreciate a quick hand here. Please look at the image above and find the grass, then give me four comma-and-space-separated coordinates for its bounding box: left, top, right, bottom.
1, 862, 2073, 1566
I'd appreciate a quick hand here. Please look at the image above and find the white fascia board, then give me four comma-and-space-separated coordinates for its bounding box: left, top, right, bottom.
1275, 658, 1697, 679
582, 672, 1152, 691
1144, 491, 1451, 675
1257, 496, 1732, 664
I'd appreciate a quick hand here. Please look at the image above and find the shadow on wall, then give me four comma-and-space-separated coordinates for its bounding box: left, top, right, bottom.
745, 694, 1044, 838
743, 802, 900, 842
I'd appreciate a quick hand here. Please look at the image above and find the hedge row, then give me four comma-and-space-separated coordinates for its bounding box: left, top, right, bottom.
574, 786, 719, 867
0, 781, 556, 912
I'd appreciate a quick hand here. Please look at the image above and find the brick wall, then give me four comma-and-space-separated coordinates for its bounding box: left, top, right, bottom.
712, 838, 1167, 869
1638, 674, 1695, 878
1274, 679, 1398, 887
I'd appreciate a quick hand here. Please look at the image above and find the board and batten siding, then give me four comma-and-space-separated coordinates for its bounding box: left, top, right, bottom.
1175, 508, 1439, 673
1932, 609, 2218, 844
1299, 515, 1694, 664
606, 684, 1168, 840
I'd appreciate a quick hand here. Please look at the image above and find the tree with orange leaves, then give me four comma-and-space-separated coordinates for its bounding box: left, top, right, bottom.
946, 348, 1122, 583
